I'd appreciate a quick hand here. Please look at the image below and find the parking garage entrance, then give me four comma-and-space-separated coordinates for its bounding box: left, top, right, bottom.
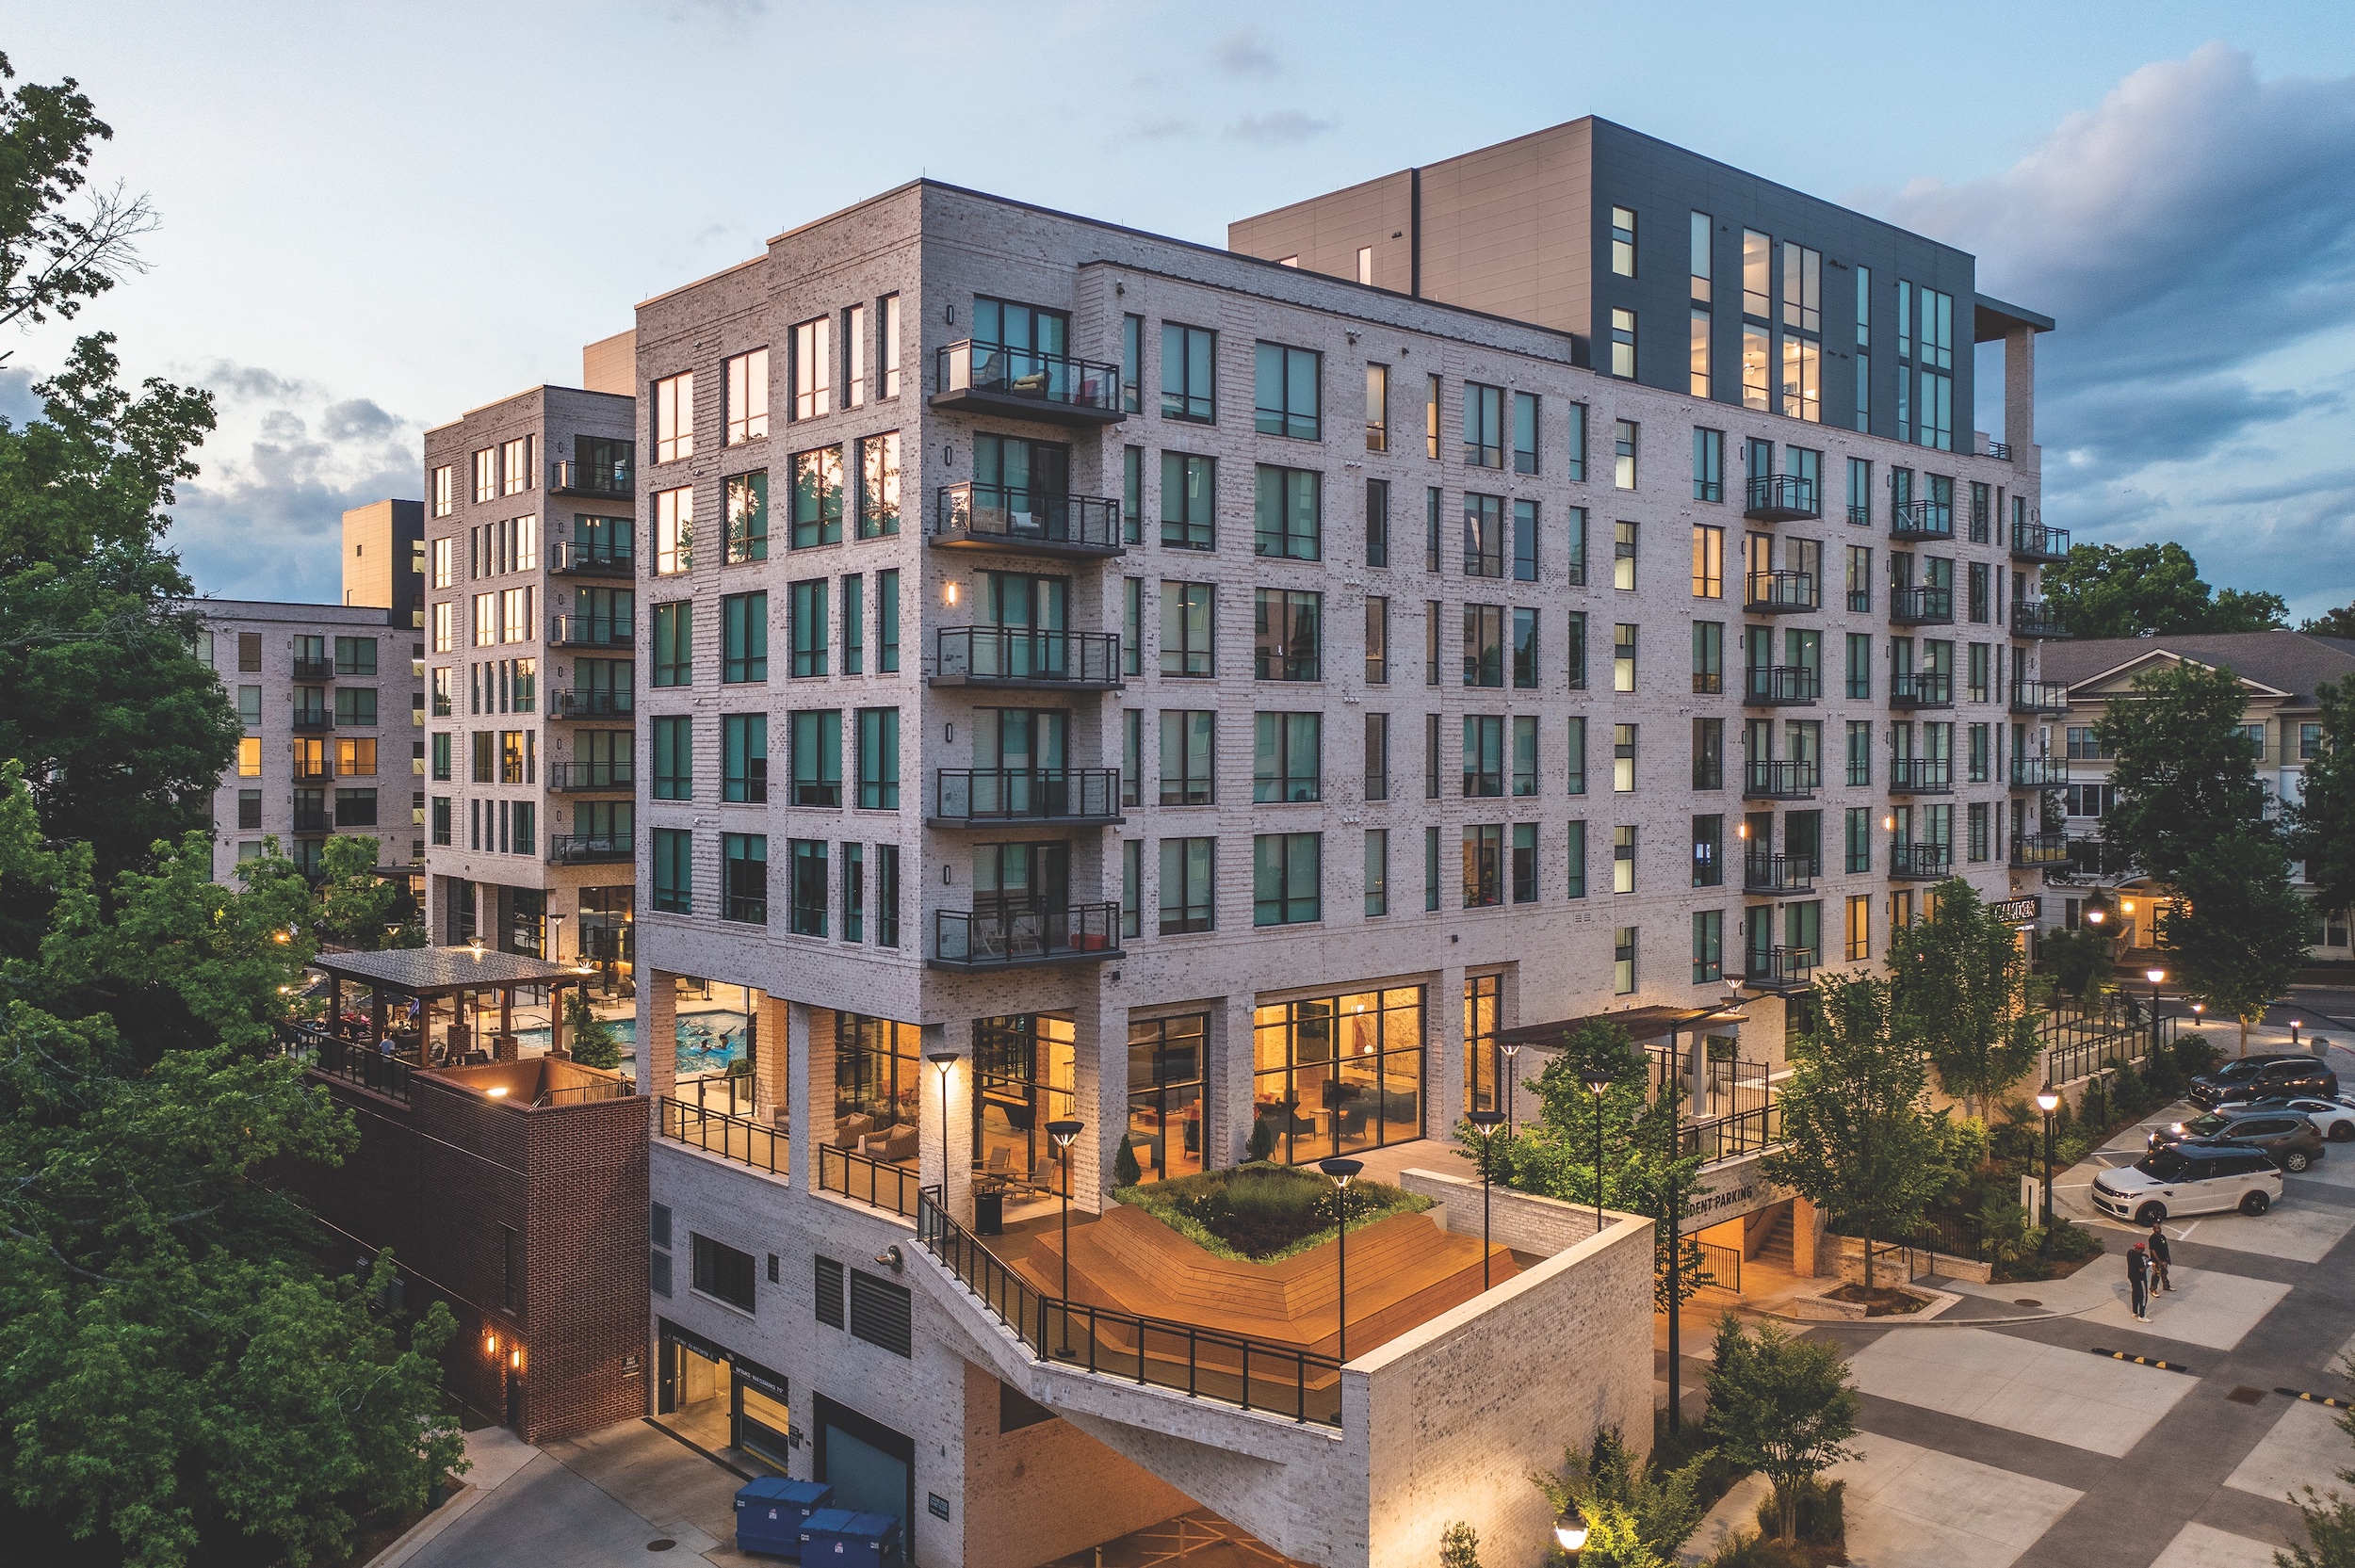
655, 1318, 792, 1473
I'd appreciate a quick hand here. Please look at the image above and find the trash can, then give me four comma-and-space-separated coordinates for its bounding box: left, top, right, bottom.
736, 1478, 835, 1560
800, 1509, 903, 1568
974, 1187, 1004, 1236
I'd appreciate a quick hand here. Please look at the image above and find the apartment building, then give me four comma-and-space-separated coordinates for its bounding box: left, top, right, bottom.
616, 137, 2057, 1568
200, 499, 424, 883
420, 377, 639, 973
2037, 631, 2355, 957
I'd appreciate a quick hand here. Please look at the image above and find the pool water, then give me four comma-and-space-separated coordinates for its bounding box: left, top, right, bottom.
511, 1007, 747, 1083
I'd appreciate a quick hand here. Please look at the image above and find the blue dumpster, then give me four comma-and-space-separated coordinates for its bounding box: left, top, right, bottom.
735, 1478, 835, 1559
799, 1508, 903, 1568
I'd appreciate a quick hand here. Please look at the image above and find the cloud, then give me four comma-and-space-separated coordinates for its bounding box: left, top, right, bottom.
1226, 110, 1334, 146
1212, 27, 1279, 76
1115, 114, 1195, 145
0, 364, 40, 426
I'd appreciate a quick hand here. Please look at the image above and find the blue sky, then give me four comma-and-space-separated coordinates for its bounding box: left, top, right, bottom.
10, 1, 2355, 620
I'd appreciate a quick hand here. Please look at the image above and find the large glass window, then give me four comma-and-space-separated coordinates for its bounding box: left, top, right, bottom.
1253, 465, 1321, 559
791, 315, 833, 421
1254, 588, 1321, 680
1129, 1015, 1208, 1182
723, 591, 768, 683
835, 1013, 922, 1140
1160, 451, 1214, 550
790, 446, 844, 548
1252, 987, 1422, 1164
1253, 712, 1322, 802
722, 833, 768, 925
791, 710, 841, 806
1463, 382, 1502, 468
1254, 342, 1321, 440
654, 373, 693, 463
725, 348, 770, 445
724, 714, 768, 803
973, 1013, 1077, 1184
1252, 832, 1321, 926
1158, 837, 1214, 934
726, 471, 768, 562
1160, 323, 1215, 423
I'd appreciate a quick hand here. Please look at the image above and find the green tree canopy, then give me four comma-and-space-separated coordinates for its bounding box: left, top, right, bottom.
2043, 541, 2288, 639
2096, 657, 2269, 883
0, 51, 156, 341
2300, 602, 2355, 641
1889, 878, 2040, 1116
2292, 675, 2355, 925
1532, 1427, 1708, 1568
317, 832, 400, 949
2163, 829, 2314, 1051
1703, 1315, 1860, 1545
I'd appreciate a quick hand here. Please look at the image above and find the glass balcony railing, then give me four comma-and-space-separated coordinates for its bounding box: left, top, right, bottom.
2010, 521, 2071, 562
549, 615, 632, 648
2010, 600, 2071, 639
551, 539, 636, 576
549, 688, 633, 719
550, 760, 635, 791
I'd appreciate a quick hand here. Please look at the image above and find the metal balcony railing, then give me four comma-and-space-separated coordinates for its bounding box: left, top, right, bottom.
2010, 521, 2070, 562
1889, 758, 1954, 794
1892, 843, 1953, 880
1891, 671, 1954, 708
549, 615, 632, 648
1743, 571, 1818, 613
551, 457, 634, 497
933, 342, 1125, 424
817, 1145, 922, 1217
284, 1023, 414, 1105
290, 807, 333, 832
1890, 586, 1954, 624
1744, 474, 1820, 521
1889, 500, 1955, 541
2011, 756, 2070, 789
1742, 759, 1813, 800
658, 1097, 785, 1175
1738, 947, 1817, 993
1743, 853, 1817, 894
932, 900, 1121, 969
1845, 503, 1872, 528
292, 711, 335, 733
2011, 600, 2071, 639
1677, 1102, 1785, 1164
548, 833, 633, 865
933, 768, 1123, 826
929, 627, 1123, 688
291, 656, 334, 681
2011, 679, 2070, 714
934, 483, 1124, 556
1982, 438, 2014, 461
549, 688, 634, 719
551, 539, 635, 575
550, 760, 634, 791
1742, 665, 1819, 705
291, 763, 331, 783
2012, 832, 2071, 866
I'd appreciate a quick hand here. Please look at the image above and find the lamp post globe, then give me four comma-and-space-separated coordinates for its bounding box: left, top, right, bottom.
926, 1052, 959, 1217
1578, 1066, 1614, 1231
1047, 1119, 1083, 1354
1467, 1110, 1504, 1289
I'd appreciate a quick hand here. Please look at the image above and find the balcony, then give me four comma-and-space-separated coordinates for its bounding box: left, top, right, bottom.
2010, 600, 2071, 639
931, 900, 1122, 970
291, 656, 334, 681
933, 483, 1124, 558
1740, 946, 1817, 993
1889, 758, 1953, 795
1890, 586, 1954, 626
1743, 474, 1820, 522
549, 688, 634, 719
1892, 843, 1953, 881
1743, 571, 1818, 615
1742, 666, 1819, 706
290, 807, 332, 833
291, 763, 331, 784
931, 768, 1123, 828
1891, 671, 1954, 709
929, 627, 1123, 691
550, 458, 634, 498
2011, 679, 2070, 715
931, 342, 1126, 426
548, 833, 632, 865
1845, 504, 1872, 528
2011, 756, 2070, 789
1743, 853, 1816, 895
1742, 759, 1814, 800
1889, 501, 1955, 542
551, 540, 635, 577
549, 614, 632, 649
549, 760, 634, 792
1978, 434, 2015, 461
2010, 521, 2070, 563
292, 711, 335, 733
2012, 832, 2071, 867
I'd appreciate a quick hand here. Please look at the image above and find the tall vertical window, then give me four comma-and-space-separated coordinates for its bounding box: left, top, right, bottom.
1426, 374, 1442, 461
1778, 242, 1822, 423
856, 708, 900, 809
654, 487, 692, 575
1122, 445, 1142, 545
1690, 211, 1713, 396
1365, 363, 1389, 452
1161, 452, 1214, 550
1365, 596, 1389, 684
857, 432, 900, 537
1161, 323, 1216, 423
723, 591, 768, 683
1566, 717, 1587, 796
1614, 927, 1637, 995
1253, 465, 1321, 559
1610, 205, 1636, 276
1252, 832, 1321, 926
1160, 838, 1214, 933
844, 303, 868, 408
1363, 711, 1389, 800
1460, 382, 1502, 468
1253, 342, 1321, 440
1854, 266, 1872, 432
1155, 711, 1214, 807
1364, 829, 1389, 916
431, 464, 453, 518
1693, 717, 1723, 790
654, 373, 693, 462
1613, 623, 1636, 693
1692, 814, 1723, 888
500, 436, 531, 494
1511, 391, 1540, 475
1462, 824, 1502, 908
725, 471, 769, 562
653, 715, 692, 800
791, 315, 834, 420
1692, 428, 1723, 503
1690, 309, 1713, 397
1693, 525, 1724, 598
1120, 314, 1143, 414
723, 833, 769, 925
1846, 894, 1871, 961
1692, 622, 1724, 693
1512, 714, 1538, 794
1566, 612, 1587, 691
1161, 582, 1213, 676
1847, 457, 1873, 528
1513, 500, 1539, 583
724, 714, 768, 802
880, 294, 901, 397
1692, 910, 1723, 982
788, 840, 826, 936
1464, 493, 1504, 577
845, 574, 865, 673
790, 578, 829, 677
1463, 604, 1503, 688
1567, 402, 1587, 482
1426, 713, 1442, 799
877, 569, 900, 671
1614, 722, 1637, 792
1609, 309, 1636, 379
1253, 712, 1322, 802
1366, 478, 1389, 568
790, 446, 844, 548
790, 711, 842, 806
1613, 421, 1637, 491
653, 603, 691, 687
725, 348, 770, 445
1512, 608, 1539, 690
653, 828, 692, 913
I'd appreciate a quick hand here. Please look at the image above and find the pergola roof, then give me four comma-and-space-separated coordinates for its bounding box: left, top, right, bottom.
310, 946, 578, 996
1496, 1003, 1746, 1050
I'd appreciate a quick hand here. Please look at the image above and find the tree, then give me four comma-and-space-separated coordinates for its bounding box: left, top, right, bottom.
1889, 878, 2040, 1117
0, 52, 157, 343
2042, 541, 2287, 639
1762, 975, 1946, 1288
1703, 1315, 1859, 1545
564, 986, 622, 1071
2292, 675, 2355, 927
2164, 830, 2314, 1053
317, 833, 399, 949
2278, 1354, 2355, 1568
1438, 1521, 1482, 1568
2301, 602, 2355, 642
2038, 923, 2116, 1009
1532, 1427, 1708, 1568
2097, 658, 2269, 884
1486, 1020, 1649, 1219
0, 763, 464, 1565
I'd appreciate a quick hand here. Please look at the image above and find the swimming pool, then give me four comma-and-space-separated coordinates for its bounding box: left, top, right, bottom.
509, 1007, 749, 1083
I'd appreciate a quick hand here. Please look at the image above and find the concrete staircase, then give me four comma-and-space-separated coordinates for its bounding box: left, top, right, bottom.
1752, 1209, 1795, 1269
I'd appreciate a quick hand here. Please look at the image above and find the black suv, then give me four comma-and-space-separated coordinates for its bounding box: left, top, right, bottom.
2148, 1109, 2327, 1172
2188, 1054, 2341, 1109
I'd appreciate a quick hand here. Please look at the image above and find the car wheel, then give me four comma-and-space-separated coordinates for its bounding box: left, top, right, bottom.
2135, 1202, 2168, 1226
2240, 1190, 2271, 1216
2284, 1151, 2312, 1172
2330, 1123, 2354, 1142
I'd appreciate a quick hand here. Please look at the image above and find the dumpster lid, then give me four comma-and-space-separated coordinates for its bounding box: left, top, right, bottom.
739, 1477, 832, 1505
803, 1509, 901, 1538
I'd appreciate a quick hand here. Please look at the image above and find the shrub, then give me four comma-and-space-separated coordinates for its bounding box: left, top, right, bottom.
1753, 1477, 1843, 1549
1439, 1521, 1481, 1568
1113, 1134, 1142, 1187
1533, 1426, 1710, 1568
1704, 1530, 1812, 1568
564, 987, 622, 1071
1245, 1114, 1275, 1162
1113, 1164, 1431, 1263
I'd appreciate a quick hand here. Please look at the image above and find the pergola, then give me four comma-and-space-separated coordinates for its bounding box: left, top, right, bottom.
310, 946, 591, 1065
1495, 1003, 1748, 1052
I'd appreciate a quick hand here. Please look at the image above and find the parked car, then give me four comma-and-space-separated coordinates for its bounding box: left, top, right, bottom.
2207, 1093, 2355, 1141
2187, 1054, 2341, 1109
2147, 1110, 2327, 1172
2092, 1140, 2282, 1224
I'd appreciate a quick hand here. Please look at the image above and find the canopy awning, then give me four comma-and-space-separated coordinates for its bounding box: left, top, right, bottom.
1496, 1003, 1747, 1050
309, 946, 579, 997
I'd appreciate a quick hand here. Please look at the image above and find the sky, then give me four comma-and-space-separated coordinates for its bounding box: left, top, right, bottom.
8, 1, 2355, 621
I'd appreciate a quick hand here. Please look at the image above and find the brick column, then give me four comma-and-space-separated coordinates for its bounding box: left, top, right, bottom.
1427, 963, 1467, 1141
1209, 992, 1256, 1168
1791, 1196, 1826, 1278
641, 971, 675, 1102
788, 1002, 828, 1191
918, 1022, 973, 1222
755, 990, 788, 1125
1071, 979, 1118, 1211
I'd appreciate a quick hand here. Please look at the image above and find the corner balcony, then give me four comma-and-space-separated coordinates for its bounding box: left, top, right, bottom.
1738, 946, 1817, 994
549, 614, 632, 650
549, 760, 634, 793
550, 540, 635, 578
2011, 600, 2071, 639
1890, 586, 1954, 626
1889, 758, 1953, 795
1742, 665, 1819, 706
933, 483, 1124, 559
550, 458, 635, 499
928, 627, 1123, 691
1743, 570, 1819, 615
548, 833, 632, 865
1891, 671, 1954, 710
930, 768, 1123, 829
930, 899, 1121, 970
292, 710, 335, 733
1892, 843, 1954, 881
2012, 832, 2071, 867
2011, 679, 2070, 715
1743, 852, 1816, 895
2011, 756, 2070, 789
549, 688, 633, 719
1743, 474, 1820, 522
930, 342, 1126, 427
291, 656, 335, 682
1742, 759, 1814, 800
1889, 501, 1955, 542
2010, 521, 2071, 563
290, 807, 333, 834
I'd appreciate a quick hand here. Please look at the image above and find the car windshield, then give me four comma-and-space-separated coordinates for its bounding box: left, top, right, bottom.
2215, 1061, 2260, 1080
2135, 1149, 2190, 1180
2189, 1114, 2230, 1136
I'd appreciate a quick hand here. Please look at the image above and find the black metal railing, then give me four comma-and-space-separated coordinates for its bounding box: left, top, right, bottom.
552, 458, 635, 496
290, 807, 333, 832
1891, 671, 1953, 708
284, 1023, 415, 1105
917, 1188, 1343, 1426
1889, 758, 1953, 793
551, 539, 636, 575
2042, 1012, 2177, 1087
1891, 586, 1954, 624
934, 484, 1124, 555
934, 342, 1125, 418
1744, 474, 1820, 520
934, 900, 1121, 968
2011, 679, 2069, 714
292, 711, 335, 733
1845, 503, 1872, 528
1744, 853, 1816, 894
2064, 838, 2134, 878
2010, 521, 2070, 561
1889, 500, 1954, 541
291, 763, 332, 783
550, 688, 634, 719
659, 1097, 786, 1175
1743, 571, 1818, 613
2011, 757, 2069, 789
549, 614, 632, 648
549, 833, 633, 865
1892, 843, 1953, 880
1739, 946, 1817, 992
1677, 1102, 1784, 1163
930, 627, 1123, 687
550, 760, 634, 791
1742, 759, 1813, 800
2011, 600, 2070, 639
1697, 1241, 1743, 1293
1985, 438, 2014, 461
291, 656, 335, 681
1743, 665, 1819, 705
2012, 832, 2071, 866
934, 768, 1122, 824
818, 1145, 922, 1217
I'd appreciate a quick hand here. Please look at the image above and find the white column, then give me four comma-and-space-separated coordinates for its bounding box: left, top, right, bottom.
1428, 964, 1467, 1140
787, 1002, 821, 1190
1070, 978, 1119, 1211
640, 969, 676, 1102
1209, 992, 1257, 1167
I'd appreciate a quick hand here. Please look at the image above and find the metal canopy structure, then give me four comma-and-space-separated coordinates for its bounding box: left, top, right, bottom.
1495, 1003, 1746, 1050
310, 945, 591, 1065
311, 946, 577, 995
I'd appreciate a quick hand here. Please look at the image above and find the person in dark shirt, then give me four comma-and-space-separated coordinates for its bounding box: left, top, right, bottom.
2127, 1242, 2152, 1321
2147, 1222, 2172, 1293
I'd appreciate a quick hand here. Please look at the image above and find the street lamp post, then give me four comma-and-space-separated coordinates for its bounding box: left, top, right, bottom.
2190, 1001, 2204, 1028
2291, 1018, 2305, 1051
1319, 1157, 1363, 1364
1580, 1066, 1615, 1232
927, 1052, 958, 1218
1047, 1119, 1083, 1355
1467, 1110, 1504, 1289
1501, 1043, 1521, 1135
2035, 1084, 2060, 1246
1555, 1506, 1589, 1561
2146, 967, 2167, 1054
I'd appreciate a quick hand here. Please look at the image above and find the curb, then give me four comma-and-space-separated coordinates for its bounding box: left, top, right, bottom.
366, 1482, 482, 1568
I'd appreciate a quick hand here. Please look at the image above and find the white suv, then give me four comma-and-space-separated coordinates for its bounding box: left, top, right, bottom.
2091, 1140, 2282, 1225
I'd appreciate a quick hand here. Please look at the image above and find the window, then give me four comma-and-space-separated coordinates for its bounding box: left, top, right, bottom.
1123, 709, 1142, 807
1426, 713, 1442, 799
1609, 309, 1636, 379
878, 570, 900, 671
1463, 824, 1502, 908
428, 795, 449, 845
430, 731, 451, 780
723, 834, 769, 925
790, 446, 844, 547
1503, 390, 1538, 477
791, 711, 842, 806
1161, 452, 1214, 549
1845, 808, 1872, 874
1845, 632, 1873, 699
1562, 819, 1586, 898
431, 601, 456, 654
1847, 458, 1873, 528
846, 574, 866, 674
877, 844, 901, 946
722, 591, 768, 683
1426, 374, 1442, 461
1365, 477, 1389, 567
1364, 711, 1389, 800
725, 349, 770, 444
1968, 642, 1990, 703
1366, 596, 1389, 683
1512, 714, 1539, 796
1255, 342, 1322, 440
1161, 582, 1213, 675
1161, 323, 1216, 422
844, 303, 868, 408
1366, 364, 1389, 452
1691, 813, 1724, 888
500, 436, 531, 495
726, 471, 769, 562
877, 293, 902, 398
1362, 829, 1389, 917
790, 315, 834, 420
1254, 588, 1321, 680
1614, 521, 1637, 589
1252, 832, 1321, 926
1614, 927, 1637, 994
1693, 717, 1723, 789
1463, 604, 1503, 687
654, 374, 693, 462
1692, 622, 1724, 694
333, 687, 378, 728
653, 603, 691, 687
1121, 315, 1143, 413
1610, 205, 1636, 276
1614, 723, 1637, 792
1692, 525, 1724, 599
653, 486, 692, 576
1846, 894, 1871, 961
844, 841, 865, 941
1968, 562, 1990, 623
724, 714, 768, 802
1120, 840, 1140, 939
690, 1234, 755, 1312
1253, 712, 1322, 802
1512, 499, 1539, 583
1512, 608, 1539, 689
1693, 428, 1723, 503
857, 432, 901, 538
332, 787, 378, 827
856, 709, 899, 809
1779, 243, 1823, 422
653, 828, 692, 913
1613, 622, 1636, 692
1160, 837, 1215, 933
788, 839, 828, 936
1253, 465, 1320, 559
1464, 493, 1504, 577
1854, 267, 1873, 431
790, 578, 829, 677
1847, 720, 1872, 786
1463, 715, 1502, 797
472, 592, 496, 647
500, 587, 532, 643
1463, 382, 1502, 468
2303, 722, 2325, 761
430, 464, 453, 518
1160, 710, 1214, 805
430, 535, 453, 591
471, 447, 496, 504
1565, 508, 1588, 587
1968, 801, 1990, 863
653, 716, 692, 800
1567, 716, 1587, 796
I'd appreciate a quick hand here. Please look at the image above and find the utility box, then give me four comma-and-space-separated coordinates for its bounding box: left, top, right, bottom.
799, 1508, 904, 1568
736, 1478, 835, 1559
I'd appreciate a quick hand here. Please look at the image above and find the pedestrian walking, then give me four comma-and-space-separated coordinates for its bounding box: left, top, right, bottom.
2127, 1241, 2152, 1321
2147, 1222, 2172, 1294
